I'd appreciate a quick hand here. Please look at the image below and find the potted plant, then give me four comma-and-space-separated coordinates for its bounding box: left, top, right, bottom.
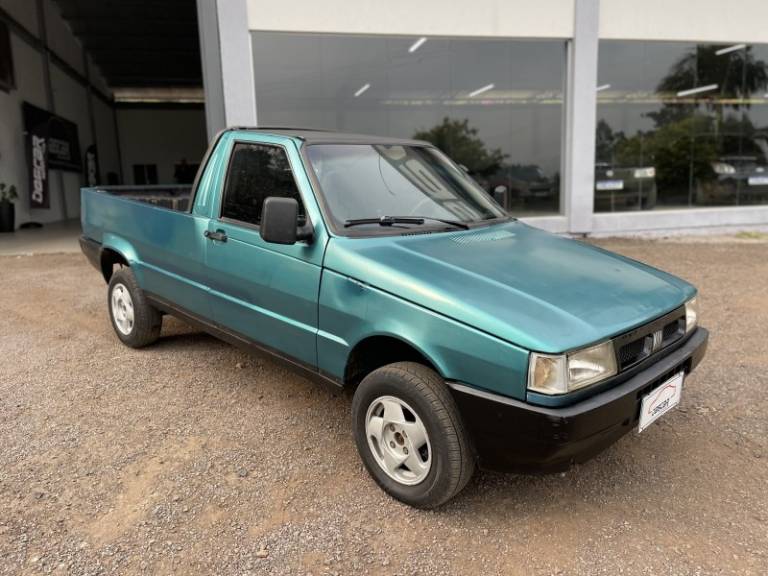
0, 182, 18, 233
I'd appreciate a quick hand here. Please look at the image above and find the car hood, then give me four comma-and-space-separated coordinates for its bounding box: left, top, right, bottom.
324, 221, 696, 353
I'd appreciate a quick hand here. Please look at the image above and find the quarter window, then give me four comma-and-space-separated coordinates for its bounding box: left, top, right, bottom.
221, 142, 305, 225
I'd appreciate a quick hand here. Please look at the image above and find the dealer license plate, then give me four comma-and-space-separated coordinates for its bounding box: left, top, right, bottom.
748, 176, 768, 186
596, 179, 624, 191
638, 372, 684, 433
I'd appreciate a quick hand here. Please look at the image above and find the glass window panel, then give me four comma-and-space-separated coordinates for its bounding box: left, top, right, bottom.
596, 40, 768, 211
252, 32, 565, 216
221, 143, 305, 226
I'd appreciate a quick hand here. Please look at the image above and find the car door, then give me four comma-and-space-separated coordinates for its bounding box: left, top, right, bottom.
203, 135, 325, 369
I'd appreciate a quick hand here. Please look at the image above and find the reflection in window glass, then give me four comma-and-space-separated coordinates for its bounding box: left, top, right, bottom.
221, 143, 305, 225
306, 144, 505, 228
596, 41, 768, 212
251, 32, 565, 216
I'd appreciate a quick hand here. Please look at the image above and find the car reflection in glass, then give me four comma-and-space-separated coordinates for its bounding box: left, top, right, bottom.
594, 162, 658, 211
696, 152, 768, 205
485, 164, 559, 213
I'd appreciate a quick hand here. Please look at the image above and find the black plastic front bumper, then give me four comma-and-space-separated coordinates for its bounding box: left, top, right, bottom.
448, 327, 709, 473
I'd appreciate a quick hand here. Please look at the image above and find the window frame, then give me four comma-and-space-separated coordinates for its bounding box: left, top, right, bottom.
217, 139, 309, 231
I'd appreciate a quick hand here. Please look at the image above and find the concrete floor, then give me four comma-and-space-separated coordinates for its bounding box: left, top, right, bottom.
0, 219, 81, 256
0, 241, 766, 575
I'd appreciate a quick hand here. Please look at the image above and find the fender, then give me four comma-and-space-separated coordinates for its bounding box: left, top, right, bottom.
347, 331, 450, 380
318, 268, 529, 398
101, 232, 141, 266
99, 233, 148, 285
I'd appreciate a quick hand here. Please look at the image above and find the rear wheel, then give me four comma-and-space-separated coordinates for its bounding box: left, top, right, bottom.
351, 362, 475, 508
107, 267, 162, 348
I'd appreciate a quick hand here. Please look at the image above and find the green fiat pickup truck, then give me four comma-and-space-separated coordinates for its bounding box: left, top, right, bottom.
80, 127, 708, 508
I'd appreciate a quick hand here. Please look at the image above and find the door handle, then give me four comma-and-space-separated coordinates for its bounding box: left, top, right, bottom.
204, 229, 228, 242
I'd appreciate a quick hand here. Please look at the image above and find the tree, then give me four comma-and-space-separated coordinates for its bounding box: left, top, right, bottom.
616, 115, 718, 196
413, 118, 507, 177
595, 119, 626, 164
610, 45, 768, 202
656, 45, 768, 109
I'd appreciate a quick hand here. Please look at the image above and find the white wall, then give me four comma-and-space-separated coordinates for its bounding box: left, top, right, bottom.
247, 0, 768, 44
600, 0, 768, 43
116, 108, 207, 185
247, 0, 575, 38
0, 35, 46, 223
43, 0, 84, 74
0, 0, 118, 228
0, 0, 36, 33
93, 98, 121, 183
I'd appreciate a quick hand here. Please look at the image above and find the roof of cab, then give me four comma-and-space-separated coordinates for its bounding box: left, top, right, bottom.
227, 126, 429, 146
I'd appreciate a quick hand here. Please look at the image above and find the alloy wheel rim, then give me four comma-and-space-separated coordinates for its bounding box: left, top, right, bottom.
365, 395, 432, 486
111, 283, 135, 335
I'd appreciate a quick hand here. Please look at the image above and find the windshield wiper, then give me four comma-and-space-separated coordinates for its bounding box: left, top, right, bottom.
344, 216, 470, 230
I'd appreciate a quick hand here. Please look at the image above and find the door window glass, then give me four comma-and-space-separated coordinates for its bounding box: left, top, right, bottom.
221, 142, 305, 225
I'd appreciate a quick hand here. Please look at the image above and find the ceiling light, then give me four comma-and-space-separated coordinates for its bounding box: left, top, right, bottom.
676, 84, 718, 97
354, 83, 371, 97
596, 84, 611, 92
468, 83, 495, 98
715, 43, 746, 56
409, 37, 427, 53
112, 87, 205, 104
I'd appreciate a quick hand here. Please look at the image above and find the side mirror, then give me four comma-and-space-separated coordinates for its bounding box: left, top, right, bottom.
260, 197, 312, 245
492, 185, 508, 208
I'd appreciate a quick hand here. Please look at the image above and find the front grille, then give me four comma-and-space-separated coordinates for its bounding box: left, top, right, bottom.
618, 337, 647, 368
663, 318, 685, 342
614, 308, 686, 371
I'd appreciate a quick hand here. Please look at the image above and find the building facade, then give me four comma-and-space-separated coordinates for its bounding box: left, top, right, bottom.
200, 0, 768, 235
0, 0, 207, 230
2, 0, 768, 236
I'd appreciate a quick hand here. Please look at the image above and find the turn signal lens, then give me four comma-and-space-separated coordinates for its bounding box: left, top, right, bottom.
685, 297, 698, 333
527, 353, 567, 395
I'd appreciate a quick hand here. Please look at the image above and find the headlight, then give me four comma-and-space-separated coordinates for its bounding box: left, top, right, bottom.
528, 341, 617, 395
712, 162, 736, 175
633, 167, 656, 179
685, 297, 698, 333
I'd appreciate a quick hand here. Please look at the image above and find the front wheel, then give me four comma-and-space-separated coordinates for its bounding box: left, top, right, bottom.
351, 362, 475, 508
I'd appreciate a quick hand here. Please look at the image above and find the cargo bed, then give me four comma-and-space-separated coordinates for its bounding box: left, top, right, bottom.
95, 185, 192, 211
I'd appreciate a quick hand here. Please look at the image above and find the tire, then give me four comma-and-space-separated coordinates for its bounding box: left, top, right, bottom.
107, 267, 162, 348
351, 362, 475, 508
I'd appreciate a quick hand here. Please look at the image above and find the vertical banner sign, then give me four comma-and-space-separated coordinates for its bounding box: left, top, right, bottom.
22, 102, 81, 209
26, 113, 49, 209
30, 132, 48, 208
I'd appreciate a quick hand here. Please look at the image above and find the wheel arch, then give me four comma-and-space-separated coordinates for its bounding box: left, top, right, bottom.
99, 234, 140, 282
343, 333, 444, 389
99, 248, 129, 282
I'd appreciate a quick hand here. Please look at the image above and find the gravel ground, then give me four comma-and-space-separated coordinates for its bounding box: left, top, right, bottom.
0, 238, 766, 576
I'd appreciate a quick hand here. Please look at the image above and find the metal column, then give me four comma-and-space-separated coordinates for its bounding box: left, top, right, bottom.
563, 0, 600, 234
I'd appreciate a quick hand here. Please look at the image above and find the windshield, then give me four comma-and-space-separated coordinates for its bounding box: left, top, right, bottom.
305, 144, 506, 232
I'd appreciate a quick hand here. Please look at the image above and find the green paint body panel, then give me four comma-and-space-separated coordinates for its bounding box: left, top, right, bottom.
323, 223, 695, 355
81, 129, 697, 403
